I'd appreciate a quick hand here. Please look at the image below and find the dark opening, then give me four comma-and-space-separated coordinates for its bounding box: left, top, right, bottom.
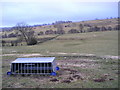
12, 63, 53, 74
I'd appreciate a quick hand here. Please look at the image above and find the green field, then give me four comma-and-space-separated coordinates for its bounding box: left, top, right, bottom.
2, 31, 118, 56
2, 31, 119, 88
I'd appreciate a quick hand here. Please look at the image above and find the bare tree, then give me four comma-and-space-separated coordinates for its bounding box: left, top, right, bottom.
79, 24, 84, 33
101, 26, 107, 31
54, 24, 65, 34
13, 22, 37, 45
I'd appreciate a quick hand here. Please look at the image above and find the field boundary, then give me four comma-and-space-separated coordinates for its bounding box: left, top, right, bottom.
1, 53, 119, 60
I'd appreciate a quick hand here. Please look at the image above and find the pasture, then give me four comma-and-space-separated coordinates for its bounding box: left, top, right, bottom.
2, 31, 118, 56
2, 31, 119, 88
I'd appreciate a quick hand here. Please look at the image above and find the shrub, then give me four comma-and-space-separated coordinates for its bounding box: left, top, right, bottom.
27, 37, 37, 45
8, 33, 17, 38
101, 26, 107, 31
56, 30, 65, 34
114, 25, 120, 30
1, 40, 6, 46
68, 29, 79, 33
45, 30, 54, 35
107, 26, 112, 31
38, 31, 44, 35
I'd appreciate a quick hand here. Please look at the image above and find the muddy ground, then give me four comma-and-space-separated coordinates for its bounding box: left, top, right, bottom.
2, 56, 118, 88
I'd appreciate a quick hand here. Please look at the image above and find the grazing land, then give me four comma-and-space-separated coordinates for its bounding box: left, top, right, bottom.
2, 30, 119, 88
2, 31, 118, 56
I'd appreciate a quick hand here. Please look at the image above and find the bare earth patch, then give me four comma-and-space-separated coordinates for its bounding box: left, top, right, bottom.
2, 53, 118, 88
1, 53, 42, 57
1, 52, 119, 59
50, 52, 119, 59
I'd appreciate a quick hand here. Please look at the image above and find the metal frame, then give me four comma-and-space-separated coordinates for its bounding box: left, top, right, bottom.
10, 57, 57, 75
11, 62, 54, 75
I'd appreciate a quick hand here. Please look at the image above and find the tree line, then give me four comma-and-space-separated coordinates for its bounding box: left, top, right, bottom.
2, 24, 119, 38
34, 24, 119, 35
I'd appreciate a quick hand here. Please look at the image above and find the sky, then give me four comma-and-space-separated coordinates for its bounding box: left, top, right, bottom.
0, 0, 118, 27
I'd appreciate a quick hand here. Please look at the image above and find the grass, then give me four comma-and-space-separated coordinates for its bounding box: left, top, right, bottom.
37, 34, 57, 38
1, 30, 118, 88
2, 31, 118, 56
2, 56, 118, 88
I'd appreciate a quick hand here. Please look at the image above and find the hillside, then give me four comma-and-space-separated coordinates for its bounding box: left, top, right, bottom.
1, 18, 118, 37
33, 18, 118, 33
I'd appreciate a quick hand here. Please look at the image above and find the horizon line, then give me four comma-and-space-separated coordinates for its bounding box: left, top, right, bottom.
0, 17, 117, 28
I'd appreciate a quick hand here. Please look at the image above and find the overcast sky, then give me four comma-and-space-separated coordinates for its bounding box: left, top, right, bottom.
1, 0, 118, 27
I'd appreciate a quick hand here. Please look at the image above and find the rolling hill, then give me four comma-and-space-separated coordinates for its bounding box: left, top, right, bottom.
1, 18, 118, 37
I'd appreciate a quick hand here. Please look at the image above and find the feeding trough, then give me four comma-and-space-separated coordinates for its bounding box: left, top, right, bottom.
7, 57, 59, 76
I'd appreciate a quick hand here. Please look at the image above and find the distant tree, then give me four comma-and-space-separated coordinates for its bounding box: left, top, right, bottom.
88, 27, 94, 32
38, 31, 44, 35
68, 29, 79, 34
114, 25, 120, 30
4, 33, 7, 38
53, 21, 72, 25
107, 26, 112, 31
110, 17, 113, 19
54, 24, 65, 34
56, 30, 65, 34
79, 24, 84, 33
2, 33, 7, 38
95, 18, 99, 20
88, 26, 100, 32
14, 41, 18, 46
54, 24, 63, 30
10, 41, 14, 46
94, 26, 100, 31
13, 22, 37, 45
54, 31, 57, 34
45, 30, 54, 35
101, 26, 107, 31
1, 40, 6, 46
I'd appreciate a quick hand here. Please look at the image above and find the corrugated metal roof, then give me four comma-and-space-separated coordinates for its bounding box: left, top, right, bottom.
12, 57, 55, 63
